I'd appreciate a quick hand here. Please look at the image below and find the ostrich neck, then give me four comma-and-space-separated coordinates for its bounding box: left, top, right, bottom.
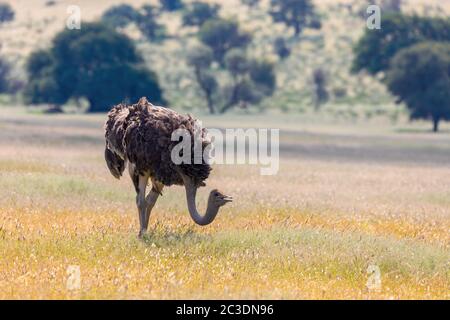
185, 184, 219, 226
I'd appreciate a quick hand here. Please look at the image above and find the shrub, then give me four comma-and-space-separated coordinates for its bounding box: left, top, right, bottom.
0, 3, 14, 24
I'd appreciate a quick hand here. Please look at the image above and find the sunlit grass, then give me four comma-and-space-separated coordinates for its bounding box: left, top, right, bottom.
0, 110, 449, 299
0, 207, 448, 299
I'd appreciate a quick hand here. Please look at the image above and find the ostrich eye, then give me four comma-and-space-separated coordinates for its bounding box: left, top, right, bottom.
214, 192, 219, 196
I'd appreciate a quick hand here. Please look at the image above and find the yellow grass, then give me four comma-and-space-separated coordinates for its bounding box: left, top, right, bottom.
0, 107, 449, 299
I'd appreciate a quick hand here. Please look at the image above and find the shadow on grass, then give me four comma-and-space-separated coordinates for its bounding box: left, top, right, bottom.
395, 127, 450, 134
141, 224, 211, 248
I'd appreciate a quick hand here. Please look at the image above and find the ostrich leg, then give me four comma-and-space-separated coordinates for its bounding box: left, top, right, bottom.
136, 175, 150, 238
142, 180, 164, 232
130, 165, 150, 238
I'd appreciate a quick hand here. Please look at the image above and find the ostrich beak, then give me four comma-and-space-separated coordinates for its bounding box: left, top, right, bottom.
221, 195, 233, 203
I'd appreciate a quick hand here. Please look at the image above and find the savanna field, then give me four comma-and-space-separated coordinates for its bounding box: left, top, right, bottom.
0, 107, 449, 299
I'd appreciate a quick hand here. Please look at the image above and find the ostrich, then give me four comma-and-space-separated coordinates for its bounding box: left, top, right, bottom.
104, 97, 232, 237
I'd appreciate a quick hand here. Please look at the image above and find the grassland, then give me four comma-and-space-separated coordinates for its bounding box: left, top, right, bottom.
0, 106, 449, 299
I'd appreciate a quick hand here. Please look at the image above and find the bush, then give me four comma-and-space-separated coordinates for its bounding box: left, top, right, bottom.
160, 0, 184, 12
199, 19, 251, 64
269, 0, 320, 36
274, 37, 291, 59
312, 68, 329, 110
101, 4, 140, 28
182, 2, 220, 27
225, 49, 249, 77
101, 4, 166, 41
0, 56, 11, 93
136, 5, 167, 41
0, 3, 14, 24
249, 60, 276, 96
242, 0, 261, 8
24, 23, 164, 112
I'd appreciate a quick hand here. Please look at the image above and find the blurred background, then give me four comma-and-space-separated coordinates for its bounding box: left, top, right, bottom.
0, 0, 449, 131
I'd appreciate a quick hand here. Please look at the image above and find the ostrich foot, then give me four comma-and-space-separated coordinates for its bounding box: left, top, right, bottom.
138, 228, 148, 239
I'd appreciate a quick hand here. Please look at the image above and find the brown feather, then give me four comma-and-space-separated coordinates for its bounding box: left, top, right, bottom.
104, 97, 212, 187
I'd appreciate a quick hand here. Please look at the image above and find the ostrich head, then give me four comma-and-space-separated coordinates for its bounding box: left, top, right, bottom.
177, 170, 232, 226
104, 147, 125, 179
208, 189, 233, 208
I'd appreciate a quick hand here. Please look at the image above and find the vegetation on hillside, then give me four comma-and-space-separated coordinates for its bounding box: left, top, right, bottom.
0, 0, 448, 128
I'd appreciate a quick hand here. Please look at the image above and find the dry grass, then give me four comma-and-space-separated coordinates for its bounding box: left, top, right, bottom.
0, 107, 449, 299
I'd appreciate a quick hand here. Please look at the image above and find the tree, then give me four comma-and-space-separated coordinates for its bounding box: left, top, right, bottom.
182, 2, 220, 27
160, 0, 184, 12
0, 56, 11, 93
0, 3, 14, 24
24, 23, 164, 112
199, 19, 251, 64
102, 4, 166, 41
101, 4, 140, 28
353, 14, 450, 75
269, 0, 321, 37
274, 37, 291, 59
386, 42, 450, 132
24, 49, 65, 106
242, 0, 261, 8
358, 0, 402, 19
383, 0, 402, 13
136, 5, 166, 41
187, 45, 218, 114
221, 50, 276, 113
225, 49, 249, 78
187, 45, 276, 114
312, 68, 329, 110
249, 59, 276, 96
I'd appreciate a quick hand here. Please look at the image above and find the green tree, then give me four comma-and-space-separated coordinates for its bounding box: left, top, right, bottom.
24, 49, 65, 106
0, 3, 14, 24
0, 56, 11, 93
182, 2, 220, 27
187, 45, 218, 114
24, 23, 164, 112
353, 14, 450, 75
274, 37, 291, 59
101, 4, 140, 28
242, 0, 261, 8
225, 49, 249, 78
222, 50, 276, 113
136, 5, 166, 41
312, 68, 329, 110
249, 59, 276, 96
199, 19, 251, 64
187, 45, 276, 113
160, 0, 184, 12
269, 0, 321, 37
383, 0, 402, 13
386, 42, 450, 132
102, 4, 166, 41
